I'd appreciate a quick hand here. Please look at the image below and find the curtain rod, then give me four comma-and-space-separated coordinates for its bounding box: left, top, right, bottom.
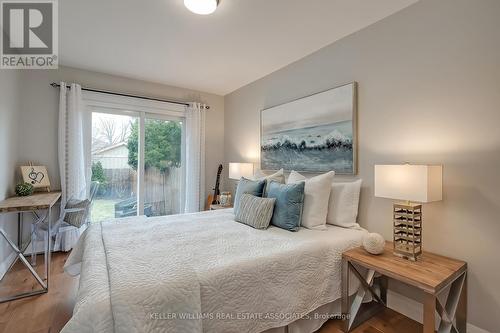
49, 82, 210, 109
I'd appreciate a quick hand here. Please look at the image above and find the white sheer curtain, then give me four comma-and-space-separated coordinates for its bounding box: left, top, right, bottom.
54, 82, 89, 251
184, 103, 206, 213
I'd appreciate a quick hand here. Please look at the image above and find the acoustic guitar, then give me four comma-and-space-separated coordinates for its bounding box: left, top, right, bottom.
205, 164, 223, 210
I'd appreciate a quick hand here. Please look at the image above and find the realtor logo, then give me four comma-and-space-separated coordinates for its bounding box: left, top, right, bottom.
1, 0, 58, 69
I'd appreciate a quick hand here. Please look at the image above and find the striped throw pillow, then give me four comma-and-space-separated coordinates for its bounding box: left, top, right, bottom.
235, 194, 276, 229
63, 198, 90, 228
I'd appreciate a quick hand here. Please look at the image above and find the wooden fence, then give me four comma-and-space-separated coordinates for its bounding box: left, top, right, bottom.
142, 167, 181, 216
100, 167, 182, 216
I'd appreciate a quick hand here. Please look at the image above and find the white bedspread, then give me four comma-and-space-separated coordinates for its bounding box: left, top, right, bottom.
62, 209, 366, 333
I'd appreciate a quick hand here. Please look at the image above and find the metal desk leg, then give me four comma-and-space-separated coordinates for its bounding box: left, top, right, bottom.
45, 207, 51, 289
17, 212, 23, 248
0, 229, 47, 290
0, 209, 50, 303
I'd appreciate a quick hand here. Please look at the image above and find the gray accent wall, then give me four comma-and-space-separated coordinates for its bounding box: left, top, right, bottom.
224, 0, 500, 330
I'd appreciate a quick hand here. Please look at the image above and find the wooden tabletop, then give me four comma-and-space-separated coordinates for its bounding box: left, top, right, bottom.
210, 204, 233, 210
0, 192, 61, 213
343, 242, 466, 294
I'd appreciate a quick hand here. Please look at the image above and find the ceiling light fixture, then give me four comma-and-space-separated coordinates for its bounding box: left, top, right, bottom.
184, 0, 219, 15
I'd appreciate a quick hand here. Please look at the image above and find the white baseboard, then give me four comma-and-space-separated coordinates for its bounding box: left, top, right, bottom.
0, 251, 16, 281
467, 325, 493, 333
387, 290, 490, 333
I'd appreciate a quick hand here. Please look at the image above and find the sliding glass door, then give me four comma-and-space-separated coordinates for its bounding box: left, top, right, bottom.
142, 117, 184, 216
91, 112, 138, 222
90, 110, 184, 222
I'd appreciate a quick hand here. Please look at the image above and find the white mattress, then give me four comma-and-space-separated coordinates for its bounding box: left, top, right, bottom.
62, 209, 366, 333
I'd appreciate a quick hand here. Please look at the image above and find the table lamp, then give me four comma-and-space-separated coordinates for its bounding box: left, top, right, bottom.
229, 162, 254, 180
374, 164, 442, 261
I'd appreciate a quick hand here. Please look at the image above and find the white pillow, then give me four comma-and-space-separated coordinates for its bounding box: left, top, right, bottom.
287, 170, 335, 230
326, 180, 362, 228
253, 168, 285, 183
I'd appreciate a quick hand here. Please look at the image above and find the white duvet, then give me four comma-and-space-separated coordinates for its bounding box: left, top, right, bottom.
62, 209, 366, 333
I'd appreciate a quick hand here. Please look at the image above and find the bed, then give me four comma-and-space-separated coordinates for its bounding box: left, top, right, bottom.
62, 208, 366, 333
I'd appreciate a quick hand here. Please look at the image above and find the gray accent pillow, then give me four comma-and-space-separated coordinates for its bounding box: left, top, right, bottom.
64, 198, 90, 228
266, 181, 305, 232
233, 177, 266, 215
235, 194, 276, 229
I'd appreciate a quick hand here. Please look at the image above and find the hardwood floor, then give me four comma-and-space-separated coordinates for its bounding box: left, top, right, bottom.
0, 252, 422, 333
0, 253, 78, 333
320, 308, 422, 333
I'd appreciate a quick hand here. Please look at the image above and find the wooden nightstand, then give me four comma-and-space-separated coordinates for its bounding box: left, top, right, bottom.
342, 242, 467, 333
209, 204, 233, 210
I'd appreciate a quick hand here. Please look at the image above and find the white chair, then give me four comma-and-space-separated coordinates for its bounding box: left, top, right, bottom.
31, 181, 99, 265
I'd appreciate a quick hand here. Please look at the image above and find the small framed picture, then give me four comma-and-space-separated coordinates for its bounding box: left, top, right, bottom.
20, 165, 51, 190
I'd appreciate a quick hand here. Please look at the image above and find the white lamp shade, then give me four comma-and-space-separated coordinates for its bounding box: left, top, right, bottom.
374, 164, 442, 203
229, 163, 254, 180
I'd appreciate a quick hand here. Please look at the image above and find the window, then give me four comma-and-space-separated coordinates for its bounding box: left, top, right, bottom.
91, 112, 138, 221
143, 117, 184, 216
84, 92, 186, 222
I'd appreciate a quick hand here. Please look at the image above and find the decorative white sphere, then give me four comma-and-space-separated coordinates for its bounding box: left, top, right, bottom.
363, 233, 385, 255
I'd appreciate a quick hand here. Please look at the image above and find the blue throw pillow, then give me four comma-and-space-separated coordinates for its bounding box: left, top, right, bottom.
266, 181, 305, 231
233, 178, 266, 215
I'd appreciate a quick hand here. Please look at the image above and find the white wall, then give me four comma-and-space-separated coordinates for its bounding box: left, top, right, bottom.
17, 66, 225, 204
224, 0, 500, 331
0, 71, 21, 277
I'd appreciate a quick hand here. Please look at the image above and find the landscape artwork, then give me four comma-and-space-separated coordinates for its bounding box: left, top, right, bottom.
261, 82, 357, 174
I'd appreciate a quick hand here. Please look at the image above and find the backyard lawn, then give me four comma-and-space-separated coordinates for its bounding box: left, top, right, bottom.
91, 199, 120, 223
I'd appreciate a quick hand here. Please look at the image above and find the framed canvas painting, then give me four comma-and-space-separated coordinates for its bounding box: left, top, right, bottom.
20, 165, 51, 190
260, 82, 357, 174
